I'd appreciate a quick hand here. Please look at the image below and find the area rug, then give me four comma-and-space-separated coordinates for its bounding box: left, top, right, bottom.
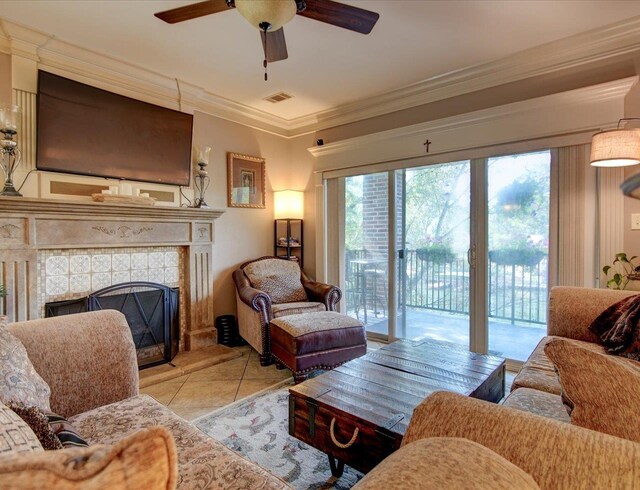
194, 380, 363, 490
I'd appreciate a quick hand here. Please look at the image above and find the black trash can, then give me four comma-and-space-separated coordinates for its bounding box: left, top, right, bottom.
215, 315, 245, 347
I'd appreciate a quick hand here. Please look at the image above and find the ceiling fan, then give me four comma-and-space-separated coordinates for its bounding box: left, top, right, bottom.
154, 0, 380, 80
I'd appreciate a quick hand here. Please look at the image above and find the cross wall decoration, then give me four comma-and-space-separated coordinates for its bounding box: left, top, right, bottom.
424, 139, 432, 153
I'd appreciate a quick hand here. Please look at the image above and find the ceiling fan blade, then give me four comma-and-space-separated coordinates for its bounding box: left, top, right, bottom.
298, 0, 379, 34
154, 0, 232, 24
260, 28, 289, 62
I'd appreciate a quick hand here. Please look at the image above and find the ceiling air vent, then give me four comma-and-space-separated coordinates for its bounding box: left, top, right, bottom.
264, 92, 293, 103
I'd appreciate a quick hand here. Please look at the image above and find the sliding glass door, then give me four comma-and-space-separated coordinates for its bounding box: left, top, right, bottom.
338, 150, 552, 361
396, 161, 471, 346
343, 173, 390, 339
487, 151, 551, 360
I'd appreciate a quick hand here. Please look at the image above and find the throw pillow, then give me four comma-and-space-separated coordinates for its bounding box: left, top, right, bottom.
7, 403, 88, 450
243, 258, 308, 304
589, 294, 640, 360
544, 338, 640, 442
6, 403, 62, 450
0, 426, 177, 490
0, 318, 51, 411
45, 412, 89, 449
0, 401, 43, 454
354, 437, 540, 490
250, 274, 308, 304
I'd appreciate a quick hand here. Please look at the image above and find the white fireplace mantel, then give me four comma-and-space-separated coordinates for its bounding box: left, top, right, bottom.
0, 196, 225, 350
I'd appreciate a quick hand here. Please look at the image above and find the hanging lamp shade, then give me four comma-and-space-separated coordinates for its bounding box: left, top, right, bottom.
235, 0, 297, 31
590, 128, 640, 167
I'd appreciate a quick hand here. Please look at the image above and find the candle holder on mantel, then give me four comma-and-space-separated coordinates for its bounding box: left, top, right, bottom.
0, 104, 22, 197
194, 146, 211, 208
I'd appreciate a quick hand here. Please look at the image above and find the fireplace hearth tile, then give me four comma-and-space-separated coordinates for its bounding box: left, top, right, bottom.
91, 254, 111, 272
149, 252, 164, 269
139, 344, 242, 388
149, 268, 164, 283
70, 274, 91, 293
164, 267, 179, 283
164, 251, 179, 267
131, 269, 149, 282
112, 254, 131, 271
91, 272, 111, 291
46, 256, 69, 276
131, 252, 148, 270
112, 271, 131, 285
46, 275, 69, 296
70, 255, 91, 274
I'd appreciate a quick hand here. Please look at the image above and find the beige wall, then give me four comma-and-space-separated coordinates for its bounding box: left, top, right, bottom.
0, 53, 11, 104
289, 133, 318, 280
623, 83, 640, 261
186, 112, 318, 317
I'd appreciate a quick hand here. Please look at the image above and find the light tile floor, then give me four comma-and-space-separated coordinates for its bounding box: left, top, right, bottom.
142, 340, 515, 421
140, 344, 292, 420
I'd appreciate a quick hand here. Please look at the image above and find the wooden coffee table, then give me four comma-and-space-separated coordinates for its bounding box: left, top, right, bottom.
288, 338, 505, 477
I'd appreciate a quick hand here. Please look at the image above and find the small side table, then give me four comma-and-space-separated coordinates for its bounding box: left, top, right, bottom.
274, 218, 303, 267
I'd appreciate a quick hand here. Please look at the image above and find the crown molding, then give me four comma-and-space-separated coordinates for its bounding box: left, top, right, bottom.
1, 16, 640, 138
309, 77, 636, 172
290, 16, 640, 134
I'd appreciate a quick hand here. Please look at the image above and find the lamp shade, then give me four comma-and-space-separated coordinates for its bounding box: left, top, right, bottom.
196, 146, 211, 165
235, 0, 296, 31
590, 128, 640, 167
0, 104, 21, 133
274, 190, 304, 219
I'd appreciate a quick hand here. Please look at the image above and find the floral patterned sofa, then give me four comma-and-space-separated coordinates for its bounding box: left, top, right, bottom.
5, 310, 290, 489
499, 286, 639, 422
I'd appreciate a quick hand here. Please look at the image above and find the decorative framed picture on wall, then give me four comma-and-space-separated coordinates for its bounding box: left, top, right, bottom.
227, 152, 266, 208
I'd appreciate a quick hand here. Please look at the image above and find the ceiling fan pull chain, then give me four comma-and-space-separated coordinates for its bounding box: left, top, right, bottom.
262, 23, 269, 81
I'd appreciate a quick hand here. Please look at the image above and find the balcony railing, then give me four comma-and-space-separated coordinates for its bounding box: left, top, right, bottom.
345, 249, 548, 325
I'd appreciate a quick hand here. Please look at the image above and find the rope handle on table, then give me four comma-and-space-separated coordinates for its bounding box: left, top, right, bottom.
329, 418, 359, 449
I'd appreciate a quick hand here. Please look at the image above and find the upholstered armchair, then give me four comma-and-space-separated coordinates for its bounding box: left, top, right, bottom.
233, 256, 341, 366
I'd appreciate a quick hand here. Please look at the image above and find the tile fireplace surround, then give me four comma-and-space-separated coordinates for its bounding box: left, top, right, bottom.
0, 196, 224, 350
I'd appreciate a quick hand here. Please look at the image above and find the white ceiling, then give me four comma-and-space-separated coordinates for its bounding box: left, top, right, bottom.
2, 1, 640, 120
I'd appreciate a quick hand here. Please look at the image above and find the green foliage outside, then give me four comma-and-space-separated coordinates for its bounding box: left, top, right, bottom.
488, 248, 546, 267
345, 176, 364, 250
488, 154, 550, 258
416, 244, 456, 264
403, 163, 469, 253
0, 285, 6, 298
344, 152, 551, 261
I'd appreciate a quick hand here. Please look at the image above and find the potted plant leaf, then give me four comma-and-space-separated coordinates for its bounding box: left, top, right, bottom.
602, 253, 640, 290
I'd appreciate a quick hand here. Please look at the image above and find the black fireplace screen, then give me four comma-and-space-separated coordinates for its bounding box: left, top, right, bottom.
46, 282, 179, 369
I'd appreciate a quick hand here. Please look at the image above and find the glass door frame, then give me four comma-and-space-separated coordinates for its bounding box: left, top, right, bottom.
469, 158, 488, 355
332, 151, 551, 367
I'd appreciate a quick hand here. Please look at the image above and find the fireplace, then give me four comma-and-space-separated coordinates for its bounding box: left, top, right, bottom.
46, 282, 179, 369
0, 197, 222, 350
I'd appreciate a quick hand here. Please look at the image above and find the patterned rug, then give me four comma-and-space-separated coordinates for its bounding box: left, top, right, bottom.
194, 380, 363, 490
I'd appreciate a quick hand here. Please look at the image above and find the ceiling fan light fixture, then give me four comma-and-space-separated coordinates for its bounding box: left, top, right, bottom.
235, 0, 297, 31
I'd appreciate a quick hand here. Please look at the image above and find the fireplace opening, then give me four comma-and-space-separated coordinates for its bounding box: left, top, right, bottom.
45, 282, 179, 369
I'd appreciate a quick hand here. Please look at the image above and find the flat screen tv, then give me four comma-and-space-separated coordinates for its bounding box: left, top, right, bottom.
37, 71, 193, 186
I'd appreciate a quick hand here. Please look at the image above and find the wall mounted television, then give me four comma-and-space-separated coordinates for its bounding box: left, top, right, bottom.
36, 70, 193, 186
